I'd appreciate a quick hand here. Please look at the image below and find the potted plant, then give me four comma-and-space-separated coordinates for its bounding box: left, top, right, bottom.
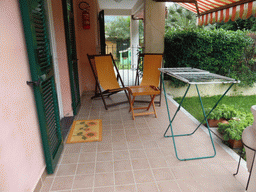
205, 104, 238, 127
218, 112, 254, 148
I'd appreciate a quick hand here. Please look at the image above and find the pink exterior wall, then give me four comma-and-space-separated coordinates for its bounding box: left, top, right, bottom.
0, 1, 45, 191
0, 0, 100, 190
51, 0, 73, 116
74, 0, 100, 92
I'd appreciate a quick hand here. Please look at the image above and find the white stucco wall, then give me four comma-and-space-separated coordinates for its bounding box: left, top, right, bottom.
164, 81, 256, 98
144, 0, 165, 53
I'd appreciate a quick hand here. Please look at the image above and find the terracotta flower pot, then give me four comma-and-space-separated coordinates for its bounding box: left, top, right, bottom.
228, 139, 243, 149
207, 118, 227, 127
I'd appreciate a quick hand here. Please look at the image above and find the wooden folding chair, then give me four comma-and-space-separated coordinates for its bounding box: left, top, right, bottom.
127, 85, 160, 120
87, 53, 129, 110
135, 53, 163, 106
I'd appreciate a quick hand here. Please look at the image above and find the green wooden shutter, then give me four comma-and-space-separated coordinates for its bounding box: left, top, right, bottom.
19, 0, 63, 174
62, 0, 81, 115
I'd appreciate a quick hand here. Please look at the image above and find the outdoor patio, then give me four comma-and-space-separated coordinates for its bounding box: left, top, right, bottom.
40, 91, 249, 192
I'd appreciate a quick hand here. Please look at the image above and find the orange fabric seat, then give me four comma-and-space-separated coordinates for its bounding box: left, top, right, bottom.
87, 53, 129, 110
135, 53, 163, 106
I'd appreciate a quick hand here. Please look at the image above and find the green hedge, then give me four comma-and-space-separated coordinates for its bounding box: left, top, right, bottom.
164, 29, 255, 87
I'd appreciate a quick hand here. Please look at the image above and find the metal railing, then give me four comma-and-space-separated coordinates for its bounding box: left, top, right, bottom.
105, 45, 144, 86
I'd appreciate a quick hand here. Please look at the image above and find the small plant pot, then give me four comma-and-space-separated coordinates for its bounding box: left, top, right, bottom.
228, 139, 243, 149
207, 118, 227, 127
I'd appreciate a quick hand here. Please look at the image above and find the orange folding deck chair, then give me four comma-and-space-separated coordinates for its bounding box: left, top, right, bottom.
135, 53, 163, 106
87, 53, 129, 110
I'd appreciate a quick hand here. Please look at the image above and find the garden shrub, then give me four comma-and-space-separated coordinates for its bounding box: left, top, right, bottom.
218, 111, 254, 141
205, 104, 238, 120
164, 28, 255, 87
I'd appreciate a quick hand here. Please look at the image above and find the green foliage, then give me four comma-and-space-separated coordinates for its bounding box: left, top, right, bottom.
229, 64, 256, 87
164, 28, 255, 87
214, 16, 256, 32
174, 95, 256, 122
218, 111, 254, 141
229, 33, 256, 87
105, 16, 144, 44
105, 16, 130, 41
205, 104, 238, 120
165, 4, 197, 32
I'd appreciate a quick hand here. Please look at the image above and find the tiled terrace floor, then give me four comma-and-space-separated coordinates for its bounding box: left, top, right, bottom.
40, 91, 249, 192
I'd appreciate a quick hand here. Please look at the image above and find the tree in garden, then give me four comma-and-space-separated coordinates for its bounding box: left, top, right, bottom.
105, 16, 144, 44
214, 16, 256, 31
104, 16, 144, 62
105, 16, 130, 41
165, 4, 197, 32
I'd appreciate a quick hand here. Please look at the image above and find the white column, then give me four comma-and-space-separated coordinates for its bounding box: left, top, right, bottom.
144, 0, 165, 53
130, 17, 139, 69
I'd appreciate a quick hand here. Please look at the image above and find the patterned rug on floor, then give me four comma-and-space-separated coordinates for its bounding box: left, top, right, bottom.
66, 119, 102, 143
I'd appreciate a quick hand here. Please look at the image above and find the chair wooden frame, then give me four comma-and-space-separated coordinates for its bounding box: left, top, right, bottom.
127, 85, 160, 120
134, 53, 163, 106
87, 53, 129, 110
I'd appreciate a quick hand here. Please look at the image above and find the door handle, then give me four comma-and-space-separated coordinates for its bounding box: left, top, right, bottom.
27, 79, 41, 87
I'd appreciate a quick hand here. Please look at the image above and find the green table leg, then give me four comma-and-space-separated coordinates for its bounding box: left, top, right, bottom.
161, 72, 235, 161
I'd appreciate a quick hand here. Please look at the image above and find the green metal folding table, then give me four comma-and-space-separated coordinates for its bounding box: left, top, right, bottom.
159, 67, 240, 161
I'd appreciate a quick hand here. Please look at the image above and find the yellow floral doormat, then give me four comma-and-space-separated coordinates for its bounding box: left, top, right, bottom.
66, 119, 102, 143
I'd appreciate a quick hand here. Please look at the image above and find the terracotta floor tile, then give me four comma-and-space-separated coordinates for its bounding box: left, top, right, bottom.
97, 143, 113, 152
72, 174, 94, 189
94, 173, 114, 187
44, 93, 248, 192
40, 177, 54, 192
72, 189, 93, 192
152, 168, 174, 181
76, 163, 95, 175
50, 176, 74, 191
78, 152, 96, 163
113, 150, 130, 160
61, 153, 79, 164
56, 164, 77, 176
80, 143, 97, 153
127, 141, 143, 149
115, 184, 136, 192
177, 178, 202, 192
137, 182, 159, 192
171, 166, 194, 180
141, 140, 159, 149
129, 149, 147, 159
188, 164, 211, 178
134, 169, 155, 183
114, 171, 135, 185
97, 151, 113, 162
148, 157, 168, 168
96, 161, 113, 173
113, 141, 128, 151
114, 159, 132, 172
93, 186, 115, 192
157, 180, 181, 192
64, 144, 82, 154
131, 158, 150, 170
144, 148, 163, 158
125, 129, 139, 135
196, 175, 225, 191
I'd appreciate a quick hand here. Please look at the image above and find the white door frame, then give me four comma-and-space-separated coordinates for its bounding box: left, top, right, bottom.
45, 0, 64, 119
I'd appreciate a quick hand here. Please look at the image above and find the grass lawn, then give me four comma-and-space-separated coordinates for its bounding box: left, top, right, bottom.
174, 95, 256, 122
